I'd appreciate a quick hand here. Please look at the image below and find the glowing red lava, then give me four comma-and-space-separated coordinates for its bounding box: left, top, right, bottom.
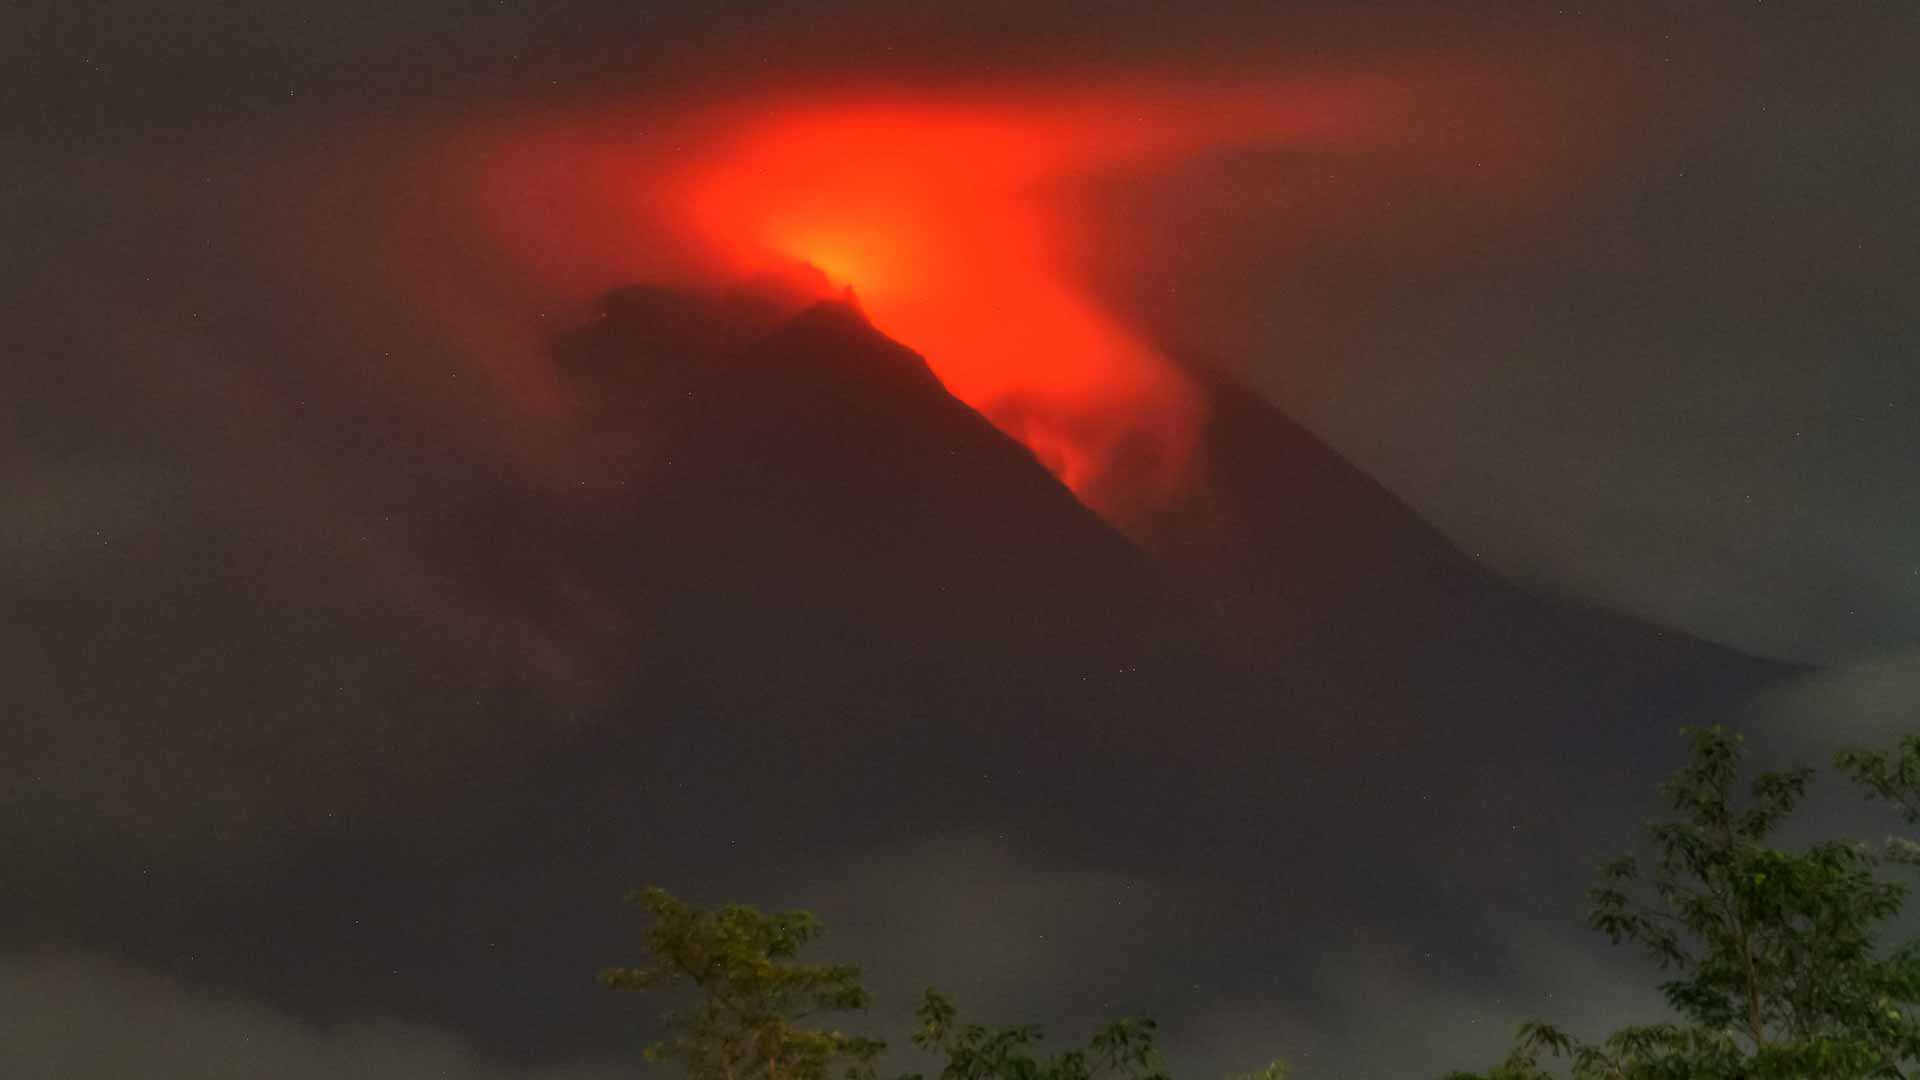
450, 62, 1617, 523
664, 91, 1351, 519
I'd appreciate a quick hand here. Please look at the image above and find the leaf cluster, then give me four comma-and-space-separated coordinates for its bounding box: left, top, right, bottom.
1838, 736, 1920, 826
905, 989, 1173, 1080
601, 887, 886, 1080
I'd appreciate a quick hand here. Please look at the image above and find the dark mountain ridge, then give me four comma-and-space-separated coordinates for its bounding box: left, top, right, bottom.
1136, 355, 1792, 750
69, 281, 1799, 1069
531, 280, 1789, 794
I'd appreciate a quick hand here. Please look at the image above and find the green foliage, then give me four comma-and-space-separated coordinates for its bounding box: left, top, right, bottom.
605, 891, 1288, 1080
905, 989, 1172, 1080
601, 887, 887, 1080
1448, 726, 1920, 1079
1837, 735, 1920, 826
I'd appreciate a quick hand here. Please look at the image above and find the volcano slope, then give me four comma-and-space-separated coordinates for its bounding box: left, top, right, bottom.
34, 283, 1795, 1071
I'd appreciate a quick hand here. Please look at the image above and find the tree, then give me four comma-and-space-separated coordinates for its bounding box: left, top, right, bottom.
605, 890, 1289, 1080
601, 887, 886, 1080
1838, 735, 1920, 826
1446, 726, 1920, 1079
905, 988, 1178, 1080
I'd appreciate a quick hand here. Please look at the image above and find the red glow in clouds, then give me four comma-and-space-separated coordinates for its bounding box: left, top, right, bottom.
666, 92, 1347, 519
442, 63, 1618, 524
668, 97, 1198, 511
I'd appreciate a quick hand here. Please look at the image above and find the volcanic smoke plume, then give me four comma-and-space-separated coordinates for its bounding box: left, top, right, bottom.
370, 54, 1632, 528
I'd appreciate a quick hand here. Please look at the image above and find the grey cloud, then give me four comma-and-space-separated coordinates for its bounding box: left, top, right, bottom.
1067, 5, 1920, 665
0, 955, 625, 1080
1744, 648, 1920, 755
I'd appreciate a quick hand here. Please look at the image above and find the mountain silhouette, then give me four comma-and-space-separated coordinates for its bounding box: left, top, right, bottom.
1133, 356, 1788, 756
540, 283, 1786, 755
522, 280, 1788, 813
93, 281, 1796, 1067
551, 283, 1175, 666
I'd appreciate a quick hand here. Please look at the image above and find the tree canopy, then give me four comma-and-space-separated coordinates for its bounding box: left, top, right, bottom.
601, 886, 887, 1080
1447, 727, 1920, 1079
602, 886, 1282, 1080
906, 987, 1193, 1080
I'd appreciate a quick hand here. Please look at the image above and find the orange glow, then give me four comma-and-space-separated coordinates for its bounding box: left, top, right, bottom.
660, 91, 1362, 519
442, 59, 1627, 524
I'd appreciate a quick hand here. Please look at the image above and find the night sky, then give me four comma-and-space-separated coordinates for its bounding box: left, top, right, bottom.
5, 3, 1918, 1077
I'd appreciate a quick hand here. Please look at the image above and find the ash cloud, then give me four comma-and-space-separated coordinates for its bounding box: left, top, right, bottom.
0, 955, 624, 1080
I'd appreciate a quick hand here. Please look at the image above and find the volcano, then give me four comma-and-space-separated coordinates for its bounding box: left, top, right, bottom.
78, 281, 1793, 1069
543, 281, 1785, 757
